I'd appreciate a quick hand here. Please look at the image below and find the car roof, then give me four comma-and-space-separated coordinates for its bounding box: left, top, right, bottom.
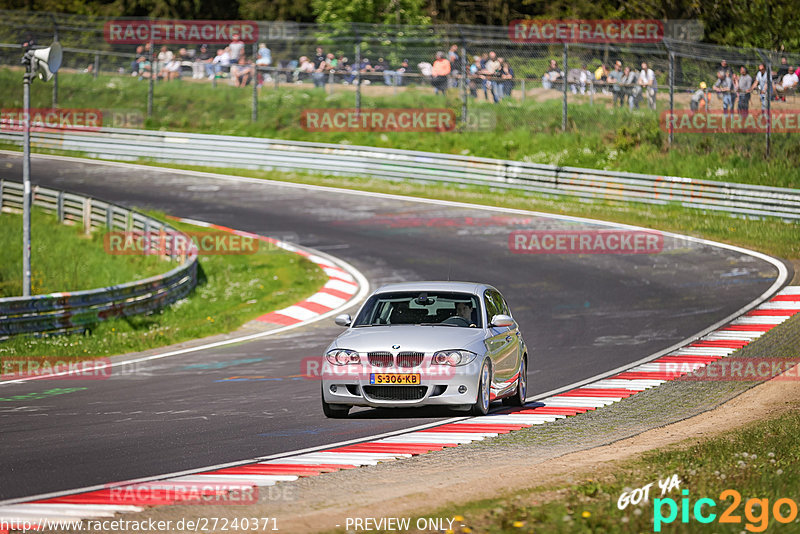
372, 281, 493, 296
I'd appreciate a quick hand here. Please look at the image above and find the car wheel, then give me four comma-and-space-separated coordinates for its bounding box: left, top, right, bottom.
503, 356, 527, 407
470, 360, 491, 416
321, 385, 350, 418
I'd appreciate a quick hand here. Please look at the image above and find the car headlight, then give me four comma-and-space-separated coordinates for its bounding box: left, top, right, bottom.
325, 348, 361, 365
430, 350, 477, 367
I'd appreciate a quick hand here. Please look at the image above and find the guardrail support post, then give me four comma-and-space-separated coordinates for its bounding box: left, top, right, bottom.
0, 179, 4, 211
57, 191, 64, 222
83, 197, 91, 235
106, 205, 113, 230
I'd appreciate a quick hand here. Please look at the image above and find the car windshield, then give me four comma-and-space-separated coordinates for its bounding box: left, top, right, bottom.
353, 291, 482, 328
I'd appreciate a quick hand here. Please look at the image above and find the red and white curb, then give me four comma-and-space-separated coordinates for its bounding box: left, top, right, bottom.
167, 217, 361, 327
1, 286, 796, 527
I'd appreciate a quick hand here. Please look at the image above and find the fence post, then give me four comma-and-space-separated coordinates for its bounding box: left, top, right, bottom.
328, 69, 334, 95
0, 179, 3, 211
668, 50, 675, 148
766, 57, 772, 158
93, 54, 99, 79
521, 79, 525, 103
461, 38, 468, 128
562, 43, 568, 132
51, 15, 59, 108
355, 42, 361, 115
106, 205, 113, 230
251, 43, 258, 123
147, 40, 154, 119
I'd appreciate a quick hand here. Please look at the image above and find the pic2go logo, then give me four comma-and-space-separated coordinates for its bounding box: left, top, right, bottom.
653, 489, 800, 532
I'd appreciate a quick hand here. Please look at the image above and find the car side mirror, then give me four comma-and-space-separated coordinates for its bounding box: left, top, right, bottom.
334, 314, 352, 327
490, 314, 514, 328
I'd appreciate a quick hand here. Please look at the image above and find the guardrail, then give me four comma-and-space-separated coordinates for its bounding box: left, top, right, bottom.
0, 180, 198, 336
1, 127, 799, 220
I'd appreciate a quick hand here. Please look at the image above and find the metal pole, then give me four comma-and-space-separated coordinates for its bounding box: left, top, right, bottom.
147, 41, 154, 118
355, 42, 361, 115
669, 51, 675, 147
251, 43, 258, 122
562, 43, 568, 132
52, 23, 59, 109
93, 54, 99, 79
461, 41, 468, 128
766, 58, 772, 158
22, 65, 33, 297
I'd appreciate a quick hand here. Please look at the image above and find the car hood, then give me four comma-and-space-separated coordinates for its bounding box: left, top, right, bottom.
333, 325, 487, 353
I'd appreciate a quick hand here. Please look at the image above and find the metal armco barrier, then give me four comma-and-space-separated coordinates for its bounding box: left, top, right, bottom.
1, 127, 799, 220
0, 180, 198, 336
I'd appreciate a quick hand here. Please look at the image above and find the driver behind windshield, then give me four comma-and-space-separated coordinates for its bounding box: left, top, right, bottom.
455, 301, 476, 327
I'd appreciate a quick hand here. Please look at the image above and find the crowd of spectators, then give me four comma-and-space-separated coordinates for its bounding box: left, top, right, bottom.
129, 34, 271, 87
125, 36, 800, 112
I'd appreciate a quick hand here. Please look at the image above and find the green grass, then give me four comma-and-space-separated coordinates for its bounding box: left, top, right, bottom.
417, 405, 800, 534
4, 67, 799, 189
0, 208, 164, 297
0, 213, 327, 358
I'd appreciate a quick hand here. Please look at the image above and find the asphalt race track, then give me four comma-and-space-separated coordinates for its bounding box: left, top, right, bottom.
0, 153, 785, 500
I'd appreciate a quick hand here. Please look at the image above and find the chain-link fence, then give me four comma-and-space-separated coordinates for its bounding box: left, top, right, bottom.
3, 10, 800, 162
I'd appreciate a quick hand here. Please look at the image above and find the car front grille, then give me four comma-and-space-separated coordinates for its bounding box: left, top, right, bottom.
363, 385, 427, 401
396, 351, 424, 368
367, 351, 394, 367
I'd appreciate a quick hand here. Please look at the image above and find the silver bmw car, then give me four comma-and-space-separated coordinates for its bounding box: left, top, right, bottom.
321, 281, 528, 418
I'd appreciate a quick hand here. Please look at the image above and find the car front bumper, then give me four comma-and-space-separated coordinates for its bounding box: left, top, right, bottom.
321, 360, 483, 409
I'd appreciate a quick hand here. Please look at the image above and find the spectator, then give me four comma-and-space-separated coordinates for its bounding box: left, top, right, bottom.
131, 45, 145, 76
395, 59, 411, 86
374, 57, 389, 83
255, 43, 272, 83
448, 44, 461, 88
228, 33, 245, 63
312, 47, 327, 87
622, 66, 638, 110
542, 59, 563, 90
135, 53, 151, 80
498, 59, 514, 102
776, 57, 789, 81
431, 51, 451, 95
718, 59, 733, 78
713, 70, 733, 114
751, 63, 771, 110
156, 46, 173, 77
594, 63, 609, 94
638, 61, 656, 109
21, 32, 35, 52
607, 61, 624, 106
418, 60, 433, 85
777, 64, 799, 100
469, 55, 483, 97
737, 66, 752, 116
210, 47, 232, 79
231, 55, 254, 87
358, 57, 374, 84
295, 55, 314, 82
690, 81, 708, 113
338, 55, 354, 84
194, 44, 213, 79
379, 57, 396, 86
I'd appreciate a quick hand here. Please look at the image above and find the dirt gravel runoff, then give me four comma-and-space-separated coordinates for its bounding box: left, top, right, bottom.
61, 312, 800, 534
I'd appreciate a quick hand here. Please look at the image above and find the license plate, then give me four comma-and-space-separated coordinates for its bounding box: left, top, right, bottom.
370, 373, 421, 385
